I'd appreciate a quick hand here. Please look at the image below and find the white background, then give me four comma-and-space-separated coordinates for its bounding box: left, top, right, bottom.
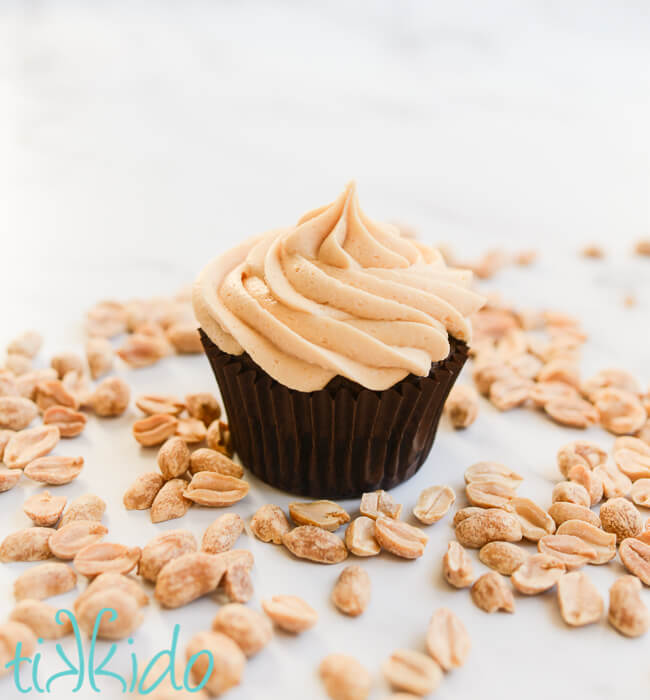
1, 1, 650, 698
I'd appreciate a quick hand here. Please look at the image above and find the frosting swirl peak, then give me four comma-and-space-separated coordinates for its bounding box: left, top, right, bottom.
193, 183, 485, 391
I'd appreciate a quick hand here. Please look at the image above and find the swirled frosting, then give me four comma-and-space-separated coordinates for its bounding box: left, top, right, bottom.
193, 183, 485, 392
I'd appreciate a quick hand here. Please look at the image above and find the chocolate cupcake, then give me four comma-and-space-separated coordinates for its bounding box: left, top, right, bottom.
193, 183, 484, 498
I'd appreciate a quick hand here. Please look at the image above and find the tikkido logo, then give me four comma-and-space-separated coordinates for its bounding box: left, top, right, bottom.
6, 609, 211, 694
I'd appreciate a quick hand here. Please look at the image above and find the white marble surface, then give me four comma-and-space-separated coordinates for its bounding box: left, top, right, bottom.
1, 1, 650, 698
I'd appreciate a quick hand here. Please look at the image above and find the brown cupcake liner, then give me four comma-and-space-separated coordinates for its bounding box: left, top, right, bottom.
199, 329, 468, 499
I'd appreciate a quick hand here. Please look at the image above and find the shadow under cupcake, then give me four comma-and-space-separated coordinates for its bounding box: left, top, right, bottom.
193, 183, 484, 498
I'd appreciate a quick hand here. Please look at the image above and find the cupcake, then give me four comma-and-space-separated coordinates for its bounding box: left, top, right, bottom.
193, 183, 485, 498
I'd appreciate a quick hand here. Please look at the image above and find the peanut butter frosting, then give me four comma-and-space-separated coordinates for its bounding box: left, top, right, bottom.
193, 183, 485, 392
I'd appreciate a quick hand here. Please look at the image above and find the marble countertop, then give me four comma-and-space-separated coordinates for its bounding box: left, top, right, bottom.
1, 1, 649, 698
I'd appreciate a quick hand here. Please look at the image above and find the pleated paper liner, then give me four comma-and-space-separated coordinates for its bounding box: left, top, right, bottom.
199, 329, 468, 499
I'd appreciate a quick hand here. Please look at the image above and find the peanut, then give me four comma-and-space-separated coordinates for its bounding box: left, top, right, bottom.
0, 622, 37, 677
185, 392, 221, 426
23, 491, 67, 527
426, 608, 471, 671
479, 541, 528, 576
85, 337, 114, 379
202, 513, 244, 554
382, 649, 442, 696
49, 520, 108, 560
73, 542, 141, 577
331, 565, 370, 617
471, 572, 515, 613
212, 603, 272, 657
374, 516, 428, 559
77, 589, 144, 640
4, 425, 60, 469
455, 509, 522, 548
413, 485, 456, 525
283, 526, 348, 564
42, 405, 87, 438
133, 414, 178, 447
10, 600, 73, 639
0, 527, 54, 562
50, 352, 84, 379
206, 420, 233, 456
344, 516, 380, 557
443, 541, 474, 587
511, 553, 565, 595
289, 500, 350, 531
183, 472, 249, 507
7, 331, 42, 358
166, 324, 202, 353
24, 455, 84, 485
59, 493, 106, 527
600, 497, 643, 542
557, 571, 604, 627
261, 595, 318, 633
608, 576, 649, 637
157, 436, 191, 480
250, 504, 291, 545
74, 572, 149, 612
175, 418, 207, 443
14, 562, 77, 601
138, 529, 197, 582
618, 538, 650, 585
135, 394, 185, 416
189, 448, 244, 478
124, 472, 164, 510
155, 552, 226, 608
184, 631, 245, 696
34, 379, 79, 411
444, 385, 479, 429
0, 396, 38, 430
320, 654, 371, 700
150, 478, 192, 523
90, 377, 130, 417
359, 490, 401, 520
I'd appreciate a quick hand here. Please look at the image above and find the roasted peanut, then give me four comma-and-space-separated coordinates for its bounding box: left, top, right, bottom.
155, 552, 226, 608
49, 521, 108, 560
413, 485, 456, 525
150, 478, 192, 523
123, 471, 165, 510
374, 516, 428, 559
455, 509, 522, 548
471, 572, 515, 613
0, 527, 54, 562
282, 526, 348, 564
42, 405, 87, 438
289, 500, 350, 531
426, 608, 471, 671
24, 455, 84, 485
261, 595, 317, 634
23, 491, 67, 527
443, 541, 474, 588
138, 530, 198, 582
608, 576, 649, 637
157, 436, 191, 480
331, 565, 370, 617
319, 654, 371, 700
14, 562, 77, 601
185, 392, 221, 426
212, 603, 272, 657
557, 571, 604, 627
183, 472, 249, 507
250, 504, 291, 545
4, 425, 60, 470
202, 513, 245, 554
